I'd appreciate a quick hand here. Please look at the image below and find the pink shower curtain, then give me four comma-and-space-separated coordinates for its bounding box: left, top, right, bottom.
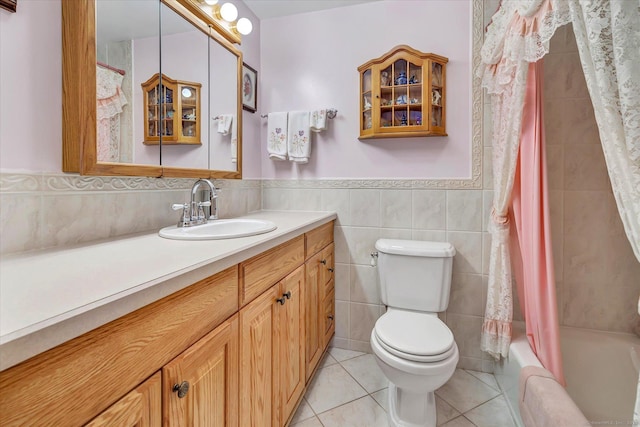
510, 59, 565, 385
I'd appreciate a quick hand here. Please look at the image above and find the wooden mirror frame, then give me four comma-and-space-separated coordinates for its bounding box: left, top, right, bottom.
62, 0, 243, 179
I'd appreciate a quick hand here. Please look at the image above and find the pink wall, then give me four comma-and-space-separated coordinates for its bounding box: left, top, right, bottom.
0, 1, 468, 180
0, 0, 262, 177
233, 0, 262, 179
0, 0, 62, 173
259, 0, 472, 179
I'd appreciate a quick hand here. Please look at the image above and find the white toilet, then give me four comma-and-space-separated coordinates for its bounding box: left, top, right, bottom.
370, 239, 459, 427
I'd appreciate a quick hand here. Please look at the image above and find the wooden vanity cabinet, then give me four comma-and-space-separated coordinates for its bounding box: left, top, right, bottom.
239, 266, 306, 426
0, 267, 238, 427
0, 221, 335, 427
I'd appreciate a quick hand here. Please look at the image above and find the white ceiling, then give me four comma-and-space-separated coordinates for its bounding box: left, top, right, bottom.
243, 0, 382, 20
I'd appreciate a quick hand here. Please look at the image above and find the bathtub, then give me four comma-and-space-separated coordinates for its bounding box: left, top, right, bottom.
494, 322, 640, 426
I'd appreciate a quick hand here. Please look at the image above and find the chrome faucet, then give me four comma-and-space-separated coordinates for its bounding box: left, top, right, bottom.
172, 179, 219, 227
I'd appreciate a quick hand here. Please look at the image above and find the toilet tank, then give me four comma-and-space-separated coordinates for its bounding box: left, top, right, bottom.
375, 239, 456, 312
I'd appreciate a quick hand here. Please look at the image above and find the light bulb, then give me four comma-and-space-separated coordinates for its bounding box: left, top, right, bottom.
236, 17, 252, 35
203, 0, 218, 5
219, 3, 238, 22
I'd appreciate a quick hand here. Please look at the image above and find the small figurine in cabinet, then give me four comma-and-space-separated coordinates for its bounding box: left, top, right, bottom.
432, 90, 442, 106
363, 96, 372, 110
381, 71, 391, 86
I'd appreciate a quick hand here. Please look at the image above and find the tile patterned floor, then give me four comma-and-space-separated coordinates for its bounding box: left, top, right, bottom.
291, 348, 517, 427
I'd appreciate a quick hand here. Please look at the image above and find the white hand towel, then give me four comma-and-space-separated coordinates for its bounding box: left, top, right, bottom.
231, 115, 238, 163
310, 109, 327, 132
216, 114, 233, 135
287, 111, 311, 163
267, 112, 288, 160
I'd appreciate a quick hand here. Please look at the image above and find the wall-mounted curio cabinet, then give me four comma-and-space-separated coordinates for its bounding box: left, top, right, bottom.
142, 73, 201, 145
358, 45, 448, 140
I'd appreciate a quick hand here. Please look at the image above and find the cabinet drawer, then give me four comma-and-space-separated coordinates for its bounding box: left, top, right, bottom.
305, 221, 334, 259
240, 235, 305, 306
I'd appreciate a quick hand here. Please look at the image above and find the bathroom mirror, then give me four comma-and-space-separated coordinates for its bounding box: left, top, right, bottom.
62, 0, 242, 179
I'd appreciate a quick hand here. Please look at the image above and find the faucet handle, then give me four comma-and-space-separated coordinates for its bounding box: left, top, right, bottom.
197, 201, 211, 207
172, 203, 191, 227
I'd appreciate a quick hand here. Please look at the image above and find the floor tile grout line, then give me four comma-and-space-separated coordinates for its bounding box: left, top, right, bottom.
336, 354, 383, 396
464, 369, 501, 392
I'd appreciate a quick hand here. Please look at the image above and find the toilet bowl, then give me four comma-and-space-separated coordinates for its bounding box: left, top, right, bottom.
371, 309, 459, 427
371, 239, 458, 427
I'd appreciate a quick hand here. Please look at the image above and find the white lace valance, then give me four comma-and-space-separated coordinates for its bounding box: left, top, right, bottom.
480, 0, 572, 94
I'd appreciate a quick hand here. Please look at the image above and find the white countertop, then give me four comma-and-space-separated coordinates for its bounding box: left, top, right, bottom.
0, 210, 336, 371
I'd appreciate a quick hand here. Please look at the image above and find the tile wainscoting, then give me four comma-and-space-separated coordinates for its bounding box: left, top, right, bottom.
263, 178, 495, 373
0, 173, 262, 255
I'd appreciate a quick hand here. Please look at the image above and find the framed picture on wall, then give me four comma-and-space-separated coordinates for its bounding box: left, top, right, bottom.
242, 62, 257, 113
0, 0, 17, 12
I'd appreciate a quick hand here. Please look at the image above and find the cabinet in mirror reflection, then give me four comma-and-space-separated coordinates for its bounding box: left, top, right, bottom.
63, 0, 243, 179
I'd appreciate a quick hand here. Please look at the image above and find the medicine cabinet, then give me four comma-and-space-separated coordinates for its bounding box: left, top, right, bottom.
62, 0, 243, 179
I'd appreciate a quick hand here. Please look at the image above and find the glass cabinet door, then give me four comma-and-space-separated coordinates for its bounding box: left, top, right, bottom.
361, 69, 372, 132
380, 59, 423, 129
179, 85, 198, 138
147, 86, 159, 138
430, 62, 444, 128
162, 84, 174, 138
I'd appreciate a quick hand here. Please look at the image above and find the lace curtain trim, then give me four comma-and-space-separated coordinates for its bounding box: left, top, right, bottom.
480, 0, 572, 94
481, 319, 513, 359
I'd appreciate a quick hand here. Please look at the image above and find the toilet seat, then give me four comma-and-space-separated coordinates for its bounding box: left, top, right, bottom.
374, 310, 455, 363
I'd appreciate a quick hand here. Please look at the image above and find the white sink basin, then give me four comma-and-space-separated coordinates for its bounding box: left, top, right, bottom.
159, 219, 277, 240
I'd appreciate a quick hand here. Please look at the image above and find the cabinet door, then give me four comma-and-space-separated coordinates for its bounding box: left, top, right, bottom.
240, 285, 280, 427
304, 251, 323, 381
163, 315, 239, 427
279, 266, 306, 422
85, 372, 161, 427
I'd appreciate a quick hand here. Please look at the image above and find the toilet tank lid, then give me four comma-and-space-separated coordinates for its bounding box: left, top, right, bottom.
375, 239, 456, 257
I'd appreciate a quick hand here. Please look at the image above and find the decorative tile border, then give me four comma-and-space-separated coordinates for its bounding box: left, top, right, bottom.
0, 173, 261, 193
261, 178, 480, 190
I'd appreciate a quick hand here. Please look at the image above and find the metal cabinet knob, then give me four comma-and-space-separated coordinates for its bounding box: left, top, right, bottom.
283, 291, 291, 300
320, 259, 327, 265
173, 381, 190, 398
276, 297, 286, 305
328, 267, 334, 273
328, 315, 334, 320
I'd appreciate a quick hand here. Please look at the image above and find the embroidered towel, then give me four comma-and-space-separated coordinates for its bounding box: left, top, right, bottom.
231, 115, 238, 163
310, 109, 327, 132
216, 114, 233, 135
267, 112, 288, 160
287, 111, 311, 163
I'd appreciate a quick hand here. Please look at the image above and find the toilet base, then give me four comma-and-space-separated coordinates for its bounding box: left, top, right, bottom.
387, 383, 437, 427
